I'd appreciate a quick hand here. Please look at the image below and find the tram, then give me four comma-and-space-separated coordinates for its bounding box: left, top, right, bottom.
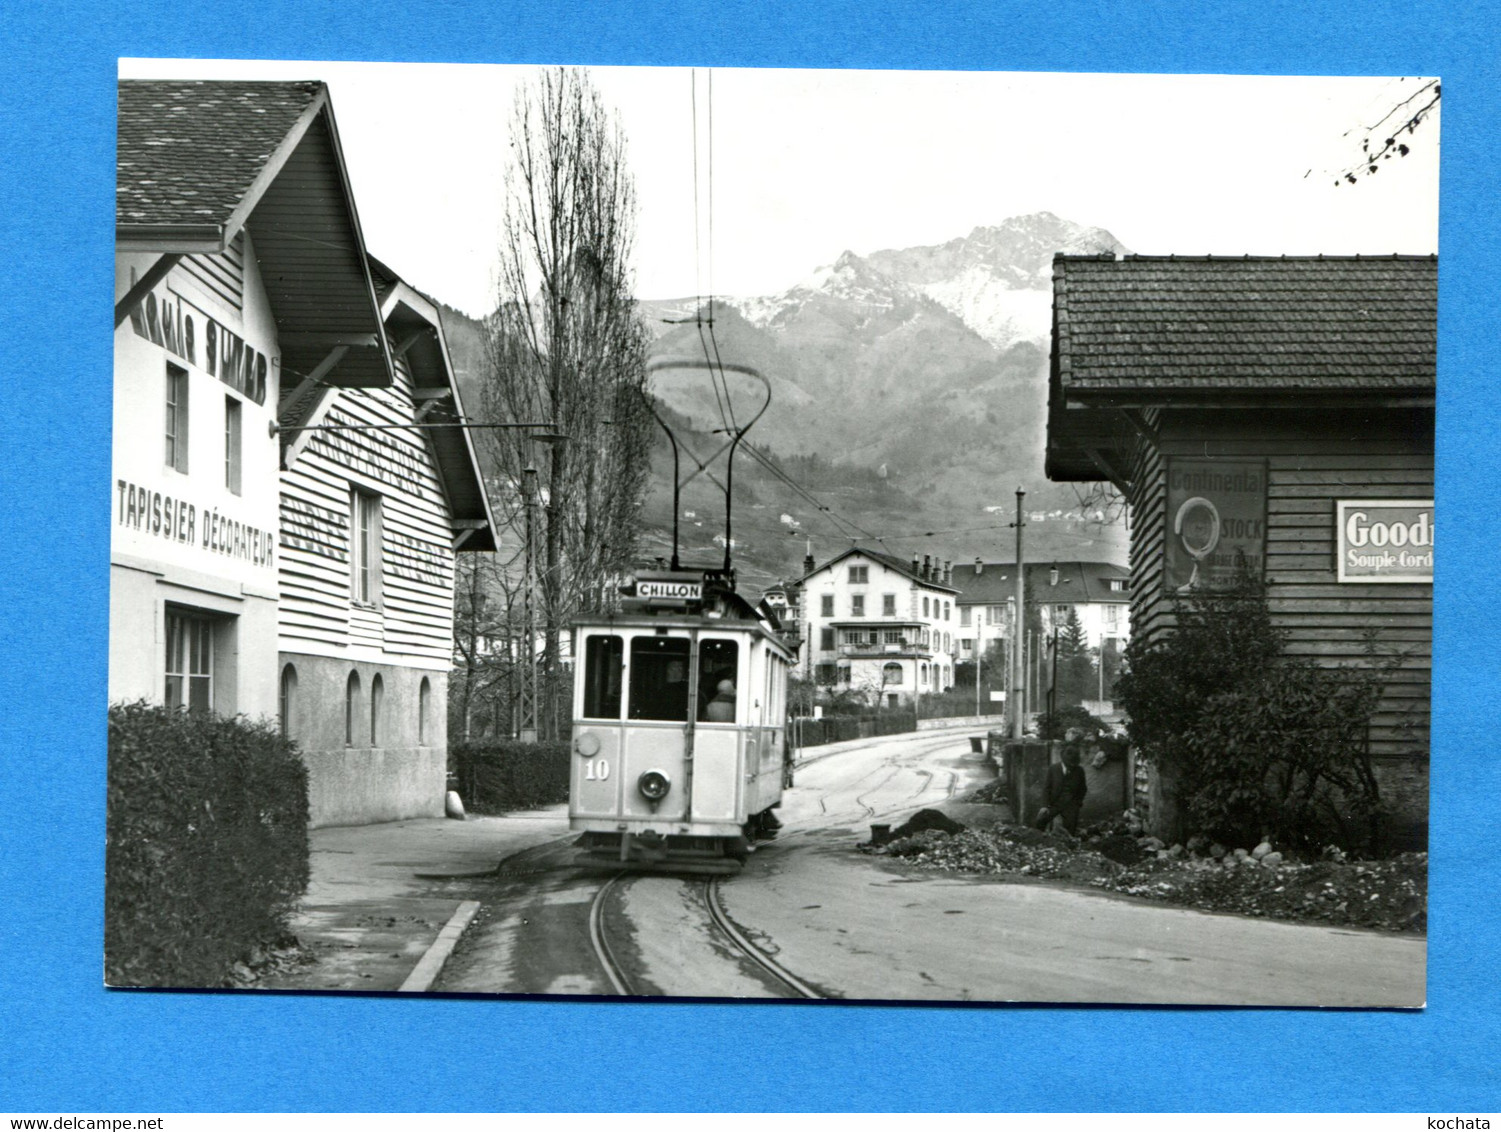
569, 567, 797, 874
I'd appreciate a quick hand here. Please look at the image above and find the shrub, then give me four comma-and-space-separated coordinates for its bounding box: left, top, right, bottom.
1115, 572, 1391, 852
452, 740, 571, 813
1036, 704, 1109, 742
105, 702, 309, 987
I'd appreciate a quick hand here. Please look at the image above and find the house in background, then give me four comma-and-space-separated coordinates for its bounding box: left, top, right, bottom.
1043, 254, 1435, 843
797, 548, 958, 707
950, 558, 1130, 661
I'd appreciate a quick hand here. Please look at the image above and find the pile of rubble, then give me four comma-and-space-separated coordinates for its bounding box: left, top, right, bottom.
864, 810, 1426, 933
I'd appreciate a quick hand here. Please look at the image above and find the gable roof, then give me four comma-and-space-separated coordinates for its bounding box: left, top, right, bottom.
950, 560, 1129, 605
118, 80, 393, 390
1047, 254, 1437, 481
798, 546, 958, 594
1053, 254, 1436, 394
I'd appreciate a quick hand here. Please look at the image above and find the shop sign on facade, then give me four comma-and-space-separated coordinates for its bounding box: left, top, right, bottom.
1336, 500, 1433, 583
126, 271, 269, 404
1164, 459, 1267, 592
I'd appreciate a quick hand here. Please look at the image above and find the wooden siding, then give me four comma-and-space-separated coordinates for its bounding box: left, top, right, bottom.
278, 354, 455, 663
181, 233, 245, 314
1127, 407, 1433, 759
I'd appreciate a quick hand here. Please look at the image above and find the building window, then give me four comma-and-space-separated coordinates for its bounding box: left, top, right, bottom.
944, 602, 951, 620
961, 639, 973, 656
820, 627, 835, 651
279, 663, 298, 738
345, 671, 361, 746
419, 677, 432, 744
922, 596, 930, 617
164, 608, 212, 712
883, 662, 904, 685
960, 606, 971, 627
851, 594, 864, 617
849, 565, 868, 584
370, 674, 384, 746
884, 629, 902, 645
987, 605, 1005, 626
224, 396, 242, 495
164, 363, 189, 473
1104, 604, 1122, 625
882, 594, 896, 617
814, 663, 837, 684
1107, 578, 1126, 592
820, 594, 834, 617
836, 665, 851, 685
350, 489, 382, 606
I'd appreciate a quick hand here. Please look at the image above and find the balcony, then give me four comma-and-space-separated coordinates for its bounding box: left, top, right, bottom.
837, 642, 931, 660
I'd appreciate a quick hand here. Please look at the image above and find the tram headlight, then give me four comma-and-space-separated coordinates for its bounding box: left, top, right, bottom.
637, 769, 671, 802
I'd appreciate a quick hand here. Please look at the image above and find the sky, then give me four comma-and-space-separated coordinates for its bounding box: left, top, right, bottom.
120, 59, 1439, 317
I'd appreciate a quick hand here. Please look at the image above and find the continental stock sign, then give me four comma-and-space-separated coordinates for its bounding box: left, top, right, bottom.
1336, 500, 1434, 584
1164, 459, 1267, 592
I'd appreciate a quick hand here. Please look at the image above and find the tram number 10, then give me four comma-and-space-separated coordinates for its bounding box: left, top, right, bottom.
583, 759, 611, 781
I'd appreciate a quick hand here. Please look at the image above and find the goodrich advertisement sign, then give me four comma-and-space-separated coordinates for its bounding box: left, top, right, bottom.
1336, 500, 1434, 583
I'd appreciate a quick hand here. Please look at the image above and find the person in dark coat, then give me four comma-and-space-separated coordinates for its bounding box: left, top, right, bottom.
1033, 744, 1088, 834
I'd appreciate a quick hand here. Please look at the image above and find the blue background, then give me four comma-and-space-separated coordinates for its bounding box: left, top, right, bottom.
2, 0, 1496, 1112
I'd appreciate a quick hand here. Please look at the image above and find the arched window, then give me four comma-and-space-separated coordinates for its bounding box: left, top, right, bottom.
370, 674, 384, 747
419, 677, 431, 745
923, 596, 930, 616
883, 662, 903, 686
345, 671, 361, 747
944, 601, 951, 620
279, 663, 297, 739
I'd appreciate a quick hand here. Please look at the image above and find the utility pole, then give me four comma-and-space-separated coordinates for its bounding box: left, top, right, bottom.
1010, 488, 1026, 739
518, 465, 539, 743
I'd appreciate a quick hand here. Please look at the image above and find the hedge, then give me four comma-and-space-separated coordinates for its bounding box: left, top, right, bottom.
105, 702, 310, 987
452, 740, 572, 813
791, 711, 917, 748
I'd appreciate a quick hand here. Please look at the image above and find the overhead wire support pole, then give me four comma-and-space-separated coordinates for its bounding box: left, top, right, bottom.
1011, 487, 1027, 740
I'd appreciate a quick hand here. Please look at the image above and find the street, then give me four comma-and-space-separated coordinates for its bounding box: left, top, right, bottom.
436, 729, 1425, 1006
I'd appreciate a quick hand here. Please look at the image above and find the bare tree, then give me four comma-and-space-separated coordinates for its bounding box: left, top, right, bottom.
482, 67, 655, 739
1328, 77, 1440, 186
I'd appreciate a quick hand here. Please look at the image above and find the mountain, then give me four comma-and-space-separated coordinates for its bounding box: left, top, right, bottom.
437, 212, 1131, 595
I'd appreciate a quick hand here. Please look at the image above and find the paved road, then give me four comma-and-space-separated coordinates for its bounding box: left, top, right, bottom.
437, 730, 1426, 1006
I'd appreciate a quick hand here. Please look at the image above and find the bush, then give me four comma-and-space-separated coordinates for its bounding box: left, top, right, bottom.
1036, 704, 1109, 742
105, 702, 309, 988
790, 710, 917, 748
452, 740, 571, 813
1115, 573, 1391, 852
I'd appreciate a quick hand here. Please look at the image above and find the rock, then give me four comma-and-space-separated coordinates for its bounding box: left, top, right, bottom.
1166, 844, 1184, 859
1139, 836, 1165, 851
1186, 835, 1208, 854
889, 808, 967, 841
1252, 841, 1273, 860
1222, 856, 1238, 869
1156, 849, 1170, 860
445, 790, 467, 820
1262, 851, 1283, 869
1210, 843, 1227, 859
1233, 848, 1249, 860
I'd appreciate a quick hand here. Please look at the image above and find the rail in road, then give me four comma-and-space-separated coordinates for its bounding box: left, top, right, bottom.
588, 872, 824, 1000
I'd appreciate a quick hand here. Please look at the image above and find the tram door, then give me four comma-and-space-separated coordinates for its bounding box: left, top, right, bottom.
692, 635, 742, 821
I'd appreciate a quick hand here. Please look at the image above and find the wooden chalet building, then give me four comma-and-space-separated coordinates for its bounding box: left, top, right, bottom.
1044, 254, 1435, 842
115, 79, 496, 828
278, 256, 494, 827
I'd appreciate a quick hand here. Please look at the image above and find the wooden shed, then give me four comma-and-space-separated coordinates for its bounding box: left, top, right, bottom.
1045, 255, 1435, 842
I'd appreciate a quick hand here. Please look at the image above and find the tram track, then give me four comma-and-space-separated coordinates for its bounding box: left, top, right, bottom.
704, 877, 824, 999
588, 872, 636, 996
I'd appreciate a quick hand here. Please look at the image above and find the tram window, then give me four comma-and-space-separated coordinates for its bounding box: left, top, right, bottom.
698, 639, 739, 722
582, 635, 624, 719
628, 636, 691, 721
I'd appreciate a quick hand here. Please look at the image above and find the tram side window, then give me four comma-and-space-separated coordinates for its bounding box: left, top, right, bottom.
698, 639, 739, 722
628, 636, 691, 721
582, 635, 624, 719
